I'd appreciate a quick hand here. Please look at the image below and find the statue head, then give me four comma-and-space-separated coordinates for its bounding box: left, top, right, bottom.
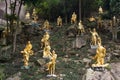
28, 41, 31, 44
79, 20, 82, 23
93, 28, 96, 32
98, 42, 101, 47
52, 50, 55, 54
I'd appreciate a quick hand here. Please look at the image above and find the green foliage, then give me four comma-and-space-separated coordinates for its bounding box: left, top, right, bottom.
0, 66, 5, 80
110, 0, 120, 16
5, 14, 17, 21
91, 0, 104, 11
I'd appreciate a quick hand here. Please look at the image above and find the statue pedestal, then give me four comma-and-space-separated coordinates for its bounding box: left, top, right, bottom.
91, 63, 109, 71
21, 65, 30, 69
90, 45, 98, 49
47, 74, 57, 77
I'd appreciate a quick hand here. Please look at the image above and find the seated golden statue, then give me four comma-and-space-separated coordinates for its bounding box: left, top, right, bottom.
78, 20, 85, 35
98, 6, 103, 14
32, 8, 36, 17
57, 16, 62, 26
92, 43, 106, 66
25, 11, 30, 20
32, 8, 38, 20
46, 50, 57, 76
71, 12, 77, 24
43, 44, 52, 58
41, 32, 50, 48
90, 28, 99, 45
21, 41, 34, 68
89, 16, 95, 22
43, 20, 50, 30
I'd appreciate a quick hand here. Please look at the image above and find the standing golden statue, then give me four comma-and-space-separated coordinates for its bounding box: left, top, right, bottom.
77, 20, 85, 35
21, 41, 34, 69
43, 20, 50, 30
1, 27, 10, 45
98, 6, 103, 14
113, 16, 116, 26
97, 15, 102, 28
90, 28, 99, 46
71, 12, 77, 24
46, 50, 57, 77
57, 16, 62, 26
92, 43, 106, 67
41, 32, 50, 48
97, 36, 102, 45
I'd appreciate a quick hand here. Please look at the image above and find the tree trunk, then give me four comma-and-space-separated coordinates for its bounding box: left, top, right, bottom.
13, 0, 23, 53
5, 0, 9, 45
79, 0, 81, 20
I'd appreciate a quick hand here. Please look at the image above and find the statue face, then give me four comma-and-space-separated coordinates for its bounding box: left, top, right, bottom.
28, 41, 30, 44
93, 28, 96, 32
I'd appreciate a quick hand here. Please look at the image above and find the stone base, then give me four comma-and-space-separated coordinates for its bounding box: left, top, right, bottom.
90, 45, 98, 49
47, 74, 57, 77
91, 63, 109, 71
21, 65, 30, 69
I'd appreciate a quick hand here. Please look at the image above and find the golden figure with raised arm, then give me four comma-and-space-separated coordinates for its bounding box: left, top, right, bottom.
71, 12, 77, 24
21, 41, 34, 69
46, 50, 57, 77
57, 16, 62, 26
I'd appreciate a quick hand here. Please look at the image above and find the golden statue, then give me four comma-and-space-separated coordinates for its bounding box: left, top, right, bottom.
32, 16, 38, 24
1, 27, 8, 45
90, 28, 99, 45
32, 8, 38, 20
41, 32, 50, 48
89, 16, 95, 22
113, 16, 116, 26
46, 50, 57, 77
2, 27, 8, 38
97, 36, 102, 45
98, 6, 103, 14
92, 43, 106, 66
78, 20, 85, 35
43, 44, 52, 58
109, 20, 113, 29
43, 20, 50, 30
57, 16, 62, 26
97, 15, 102, 28
32, 8, 36, 17
71, 12, 77, 24
21, 41, 34, 69
25, 11, 30, 20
